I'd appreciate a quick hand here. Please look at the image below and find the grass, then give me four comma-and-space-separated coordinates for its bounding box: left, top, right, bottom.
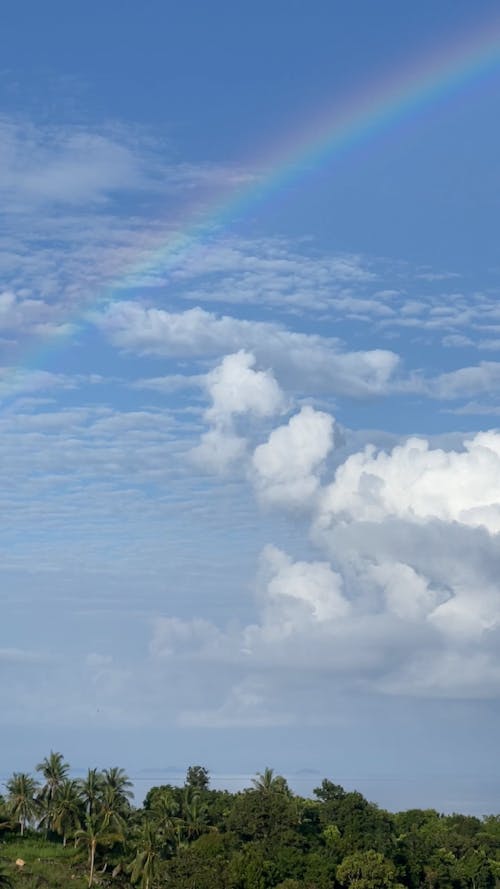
0, 837, 75, 860
0, 836, 88, 888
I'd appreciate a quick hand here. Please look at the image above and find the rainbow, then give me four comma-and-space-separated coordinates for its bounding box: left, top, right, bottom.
110, 13, 500, 291
10, 12, 500, 377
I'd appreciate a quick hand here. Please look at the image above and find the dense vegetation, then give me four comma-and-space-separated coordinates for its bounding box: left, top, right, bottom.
1, 753, 500, 889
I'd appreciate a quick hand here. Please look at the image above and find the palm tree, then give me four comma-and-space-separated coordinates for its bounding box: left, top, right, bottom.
251, 767, 289, 794
148, 788, 178, 828
251, 767, 276, 792
147, 788, 181, 853
52, 779, 82, 846
129, 819, 162, 889
36, 751, 70, 804
79, 769, 104, 817
37, 793, 56, 838
182, 789, 209, 841
102, 767, 133, 811
75, 814, 122, 889
0, 800, 12, 834
5, 772, 39, 836
100, 784, 127, 833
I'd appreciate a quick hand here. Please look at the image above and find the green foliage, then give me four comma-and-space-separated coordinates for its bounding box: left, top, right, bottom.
74, 813, 124, 888
274, 881, 303, 889
185, 766, 210, 793
0, 837, 86, 889
337, 849, 403, 889
129, 819, 163, 889
35, 751, 70, 804
3, 755, 500, 889
314, 778, 348, 802
227, 788, 298, 843
318, 788, 396, 858
5, 774, 40, 837
251, 768, 290, 795
166, 836, 232, 888
144, 783, 185, 818
78, 768, 105, 817
0, 869, 12, 889
453, 848, 494, 889
103, 767, 134, 810
50, 778, 82, 844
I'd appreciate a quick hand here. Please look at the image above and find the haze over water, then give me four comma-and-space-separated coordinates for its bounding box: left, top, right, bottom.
130, 774, 500, 817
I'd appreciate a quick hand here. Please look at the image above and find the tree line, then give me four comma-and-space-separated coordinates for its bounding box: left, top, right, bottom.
1, 753, 500, 889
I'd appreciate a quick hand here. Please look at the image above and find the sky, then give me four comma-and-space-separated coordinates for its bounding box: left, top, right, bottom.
2, 0, 500, 813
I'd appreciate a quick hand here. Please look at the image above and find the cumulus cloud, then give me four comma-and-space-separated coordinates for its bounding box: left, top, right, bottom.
150, 544, 357, 683
189, 425, 248, 474
150, 424, 500, 713
369, 561, 444, 623
150, 535, 500, 708
252, 406, 334, 507
257, 544, 350, 624
205, 350, 285, 423
189, 351, 285, 471
308, 432, 500, 693
316, 431, 500, 533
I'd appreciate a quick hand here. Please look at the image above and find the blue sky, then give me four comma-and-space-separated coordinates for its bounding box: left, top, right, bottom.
2, 0, 500, 812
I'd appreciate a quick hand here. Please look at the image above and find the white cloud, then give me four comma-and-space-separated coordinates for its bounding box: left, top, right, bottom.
96, 302, 400, 398
148, 529, 500, 705
442, 333, 474, 348
369, 561, 443, 622
252, 406, 334, 507
0, 117, 254, 210
178, 677, 293, 728
432, 362, 500, 399
190, 351, 285, 472
0, 289, 78, 339
0, 119, 149, 207
205, 350, 285, 423
316, 431, 500, 533
258, 544, 349, 623
189, 425, 247, 473
146, 422, 500, 710
445, 402, 500, 416
131, 373, 205, 394
0, 367, 78, 400
150, 617, 222, 660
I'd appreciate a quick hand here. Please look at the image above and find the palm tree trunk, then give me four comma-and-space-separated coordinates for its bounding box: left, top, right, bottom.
88, 841, 96, 889
20, 819, 24, 837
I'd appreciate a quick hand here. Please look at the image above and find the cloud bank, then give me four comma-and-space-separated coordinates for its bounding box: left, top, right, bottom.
150, 415, 500, 725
